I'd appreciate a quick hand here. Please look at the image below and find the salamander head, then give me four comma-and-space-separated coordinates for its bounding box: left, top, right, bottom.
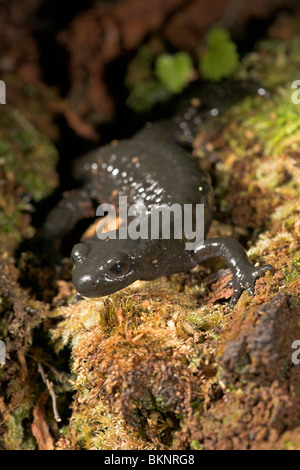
71, 236, 143, 297
71, 232, 169, 297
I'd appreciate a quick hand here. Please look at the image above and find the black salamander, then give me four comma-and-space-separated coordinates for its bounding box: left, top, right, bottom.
37, 82, 272, 307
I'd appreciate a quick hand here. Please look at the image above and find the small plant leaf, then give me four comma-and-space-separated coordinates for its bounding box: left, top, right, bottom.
200, 27, 239, 82
155, 52, 193, 94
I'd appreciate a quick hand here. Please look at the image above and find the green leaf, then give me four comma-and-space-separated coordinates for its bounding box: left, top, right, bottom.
199, 27, 239, 82
155, 52, 193, 94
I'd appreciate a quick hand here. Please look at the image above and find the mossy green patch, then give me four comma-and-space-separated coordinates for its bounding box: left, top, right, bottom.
0, 105, 58, 252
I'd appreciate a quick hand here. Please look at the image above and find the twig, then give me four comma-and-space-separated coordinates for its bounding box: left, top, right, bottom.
37, 363, 61, 422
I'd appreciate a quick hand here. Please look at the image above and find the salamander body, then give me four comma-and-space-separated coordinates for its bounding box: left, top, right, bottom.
39, 83, 272, 307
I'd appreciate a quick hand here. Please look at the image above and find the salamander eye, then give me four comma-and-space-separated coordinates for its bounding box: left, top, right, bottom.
110, 262, 127, 275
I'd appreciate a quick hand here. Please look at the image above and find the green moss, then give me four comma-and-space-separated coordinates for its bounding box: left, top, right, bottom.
236, 37, 300, 90
223, 86, 300, 157
5, 415, 24, 450
186, 306, 224, 332
0, 106, 58, 202
0, 105, 58, 252
4, 398, 34, 450
51, 279, 219, 448
191, 439, 202, 450
283, 256, 300, 283
283, 440, 298, 450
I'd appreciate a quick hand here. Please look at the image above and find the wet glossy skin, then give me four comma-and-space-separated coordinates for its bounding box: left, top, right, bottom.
40, 82, 272, 307
70, 132, 215, 296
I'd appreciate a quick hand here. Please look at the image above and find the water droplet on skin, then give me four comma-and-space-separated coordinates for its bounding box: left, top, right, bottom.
66, 202, 75, 211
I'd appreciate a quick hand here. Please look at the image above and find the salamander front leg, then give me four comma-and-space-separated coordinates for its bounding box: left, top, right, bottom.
29, 189, 95, 262
193, 238, 272, 308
